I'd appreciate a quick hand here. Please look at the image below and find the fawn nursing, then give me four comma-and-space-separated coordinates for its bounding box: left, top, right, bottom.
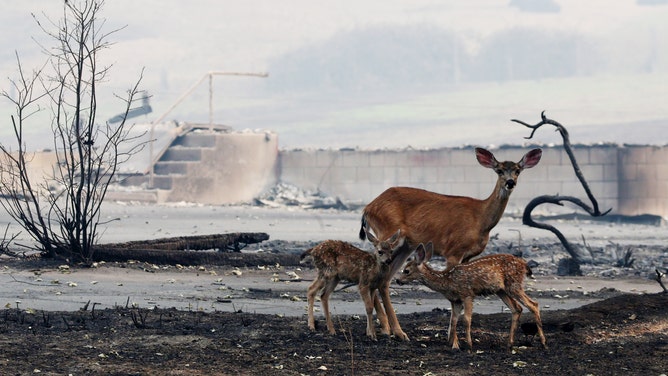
399, 242, 547, 351
301, 231, 410, 340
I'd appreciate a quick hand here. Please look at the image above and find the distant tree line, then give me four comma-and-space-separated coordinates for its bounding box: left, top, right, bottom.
267, 23, 658, 92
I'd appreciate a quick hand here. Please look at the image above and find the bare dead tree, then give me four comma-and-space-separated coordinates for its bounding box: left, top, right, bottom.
512, 111, 611, 275
0, 1, 145, 264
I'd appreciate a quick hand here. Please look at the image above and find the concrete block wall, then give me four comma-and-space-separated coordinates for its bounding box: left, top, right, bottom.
17, 142, 667, 218
517, 146, 619, 215
279, 145, 664, 218
618, 146, 668, 216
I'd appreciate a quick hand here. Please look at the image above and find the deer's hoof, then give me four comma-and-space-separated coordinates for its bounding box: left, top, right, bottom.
394, 332, 410, 341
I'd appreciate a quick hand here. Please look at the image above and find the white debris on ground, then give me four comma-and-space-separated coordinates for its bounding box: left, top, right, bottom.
254, 182, 351, 210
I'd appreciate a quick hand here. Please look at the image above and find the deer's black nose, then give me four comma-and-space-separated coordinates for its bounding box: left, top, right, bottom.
505, 179, 516, 189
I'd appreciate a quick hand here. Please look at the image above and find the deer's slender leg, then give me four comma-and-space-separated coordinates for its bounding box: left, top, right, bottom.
320, 277, 339, 335
306, 276, 325, 331
358, 285, 378, 340
498, 291, 523, 348
449, 301, 463, 350
462, 298, 474, 352
372, 290, 390, 336
378, 284, 409, 341
515, 291, 548, 349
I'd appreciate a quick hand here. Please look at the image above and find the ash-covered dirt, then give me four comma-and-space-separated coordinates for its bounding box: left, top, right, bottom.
1, 237, 667, 375
0, 289, 665, 375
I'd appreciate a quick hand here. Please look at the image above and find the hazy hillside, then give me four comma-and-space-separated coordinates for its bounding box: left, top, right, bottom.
1, 0, 666, 150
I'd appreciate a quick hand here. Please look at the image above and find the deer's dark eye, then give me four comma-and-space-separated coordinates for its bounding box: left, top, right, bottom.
402, 269, 409, 274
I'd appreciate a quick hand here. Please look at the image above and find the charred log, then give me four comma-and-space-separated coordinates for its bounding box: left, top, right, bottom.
90, 232, 291, 267
92, 246, 300, 267
97, 232, 270, 252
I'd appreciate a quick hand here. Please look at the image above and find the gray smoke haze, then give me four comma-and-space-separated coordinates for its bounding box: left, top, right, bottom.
1, 1, 667, 149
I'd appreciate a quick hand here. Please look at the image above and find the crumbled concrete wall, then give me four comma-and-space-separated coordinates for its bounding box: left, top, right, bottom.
279, 145, 661, 218
166, 131, 279, 204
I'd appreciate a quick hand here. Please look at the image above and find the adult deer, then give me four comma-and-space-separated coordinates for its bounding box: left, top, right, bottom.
301, 230, 410, 340
359, 147, 542, 271
398, 242, 547, 351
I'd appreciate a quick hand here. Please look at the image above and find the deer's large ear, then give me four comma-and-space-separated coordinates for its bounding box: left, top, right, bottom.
415, 243, 427, 263
475, 148, 497, 169
519, 148, 542, 169
389, 229, 405, 249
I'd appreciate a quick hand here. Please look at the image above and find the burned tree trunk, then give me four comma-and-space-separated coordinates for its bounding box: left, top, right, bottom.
97, 232, 269, 252
90, 232, 291, 267
512, 112, 611, 275
92, 246, 299, 267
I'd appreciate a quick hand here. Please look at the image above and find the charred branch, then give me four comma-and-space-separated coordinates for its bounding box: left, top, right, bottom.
655, 268, 667, 293
130, 308, 149, 329
513, 112, 612, 274
522, 195, 595, 262
512, 111, 611, 218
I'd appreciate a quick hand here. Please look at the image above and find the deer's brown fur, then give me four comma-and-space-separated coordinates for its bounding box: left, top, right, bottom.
399, 243, 547, 351
360, 148, 542, 271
